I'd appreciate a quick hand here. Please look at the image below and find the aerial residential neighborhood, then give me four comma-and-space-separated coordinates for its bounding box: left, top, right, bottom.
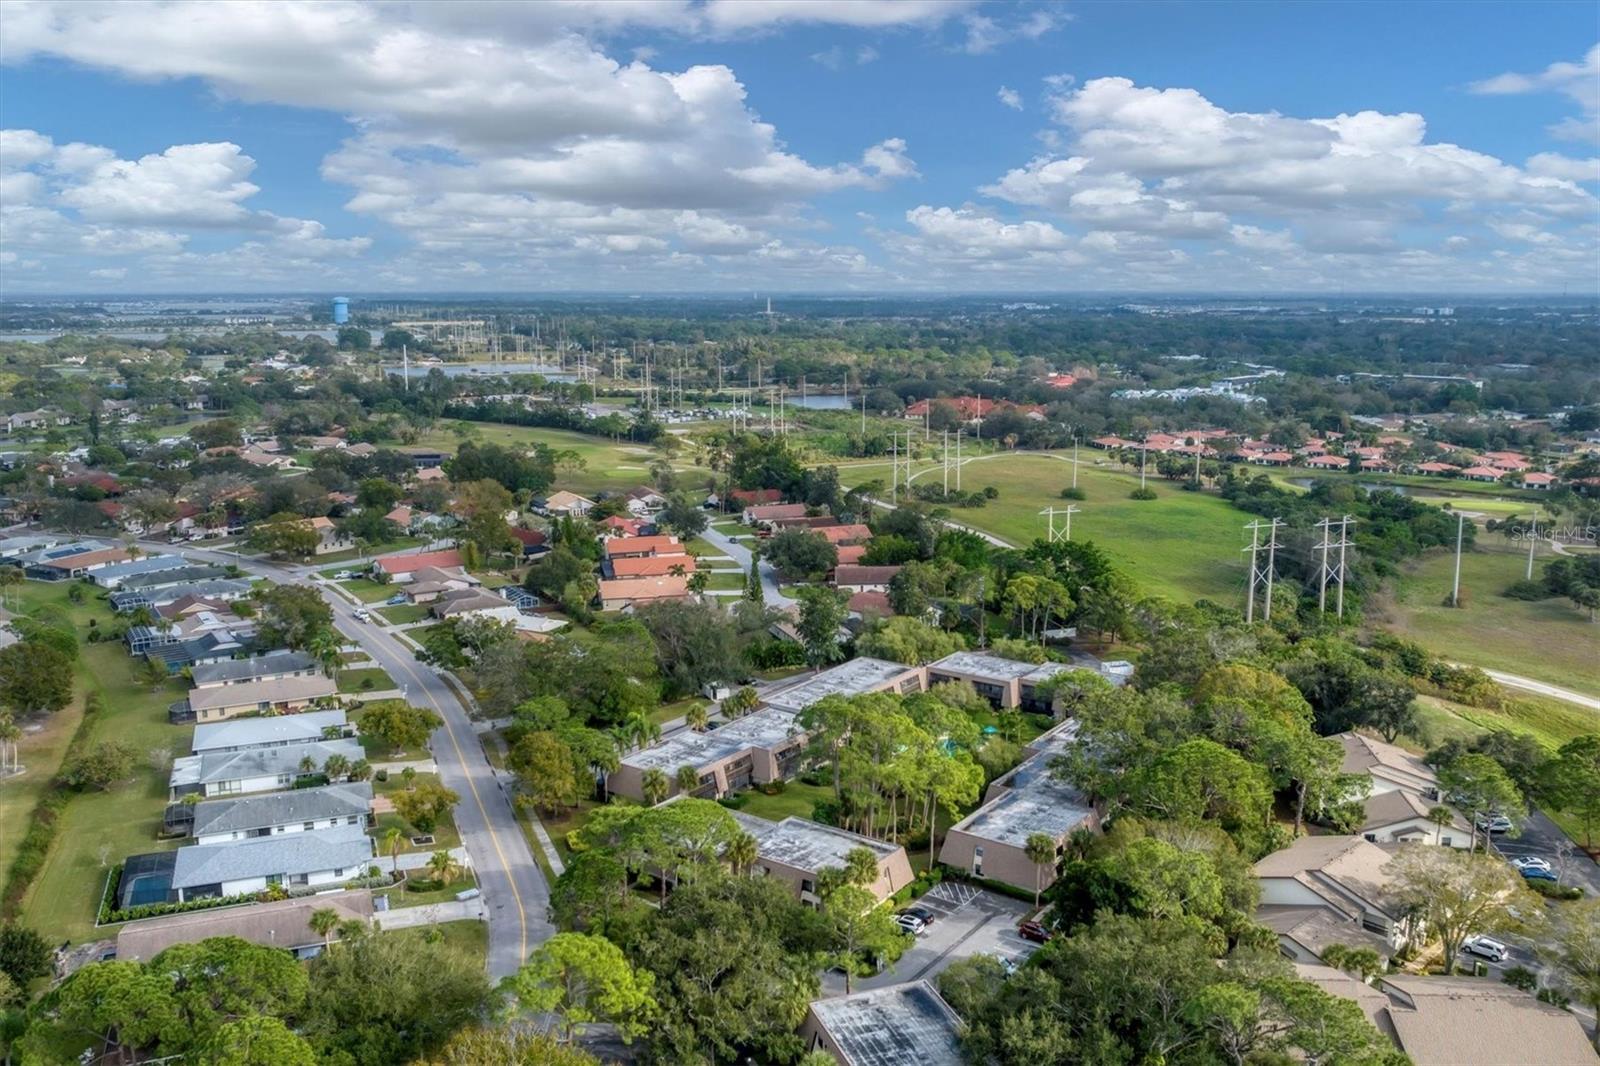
1, 2, 1598, 1064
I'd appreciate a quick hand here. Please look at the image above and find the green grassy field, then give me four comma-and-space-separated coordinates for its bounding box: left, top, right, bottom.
734, 781, 832, 822
1371, 545, 1599, 699
17, 637, 191, 944
382, 918, 487, 964
838, 451, 1255, 604
378, 604, 431, 625
414, 421, 700, 497
338, 668, 396, 694
337, 577, 399, 603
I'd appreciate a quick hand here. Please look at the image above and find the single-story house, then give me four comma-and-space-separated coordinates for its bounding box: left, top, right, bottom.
401, 565, 479, 604
610, 553, 698, 579
190, 709, 349, 755
624, 486, 670, 515
179, 673, 338, 724
168, 825, 375, 902
597, 574, 691, 611
189, 650, 321, 691
799, 981, 964, 1066
87, 554, 190, 589
372, 548, 465, 583
168, 738, 365, 799
29, 547, 133, 580
188, 782, 373, 846
745, 502, 810, 528
833, 565, 901, 593
1372, 974, 1598, 1065
540, 490, 594, 516
602, 534, 686, 560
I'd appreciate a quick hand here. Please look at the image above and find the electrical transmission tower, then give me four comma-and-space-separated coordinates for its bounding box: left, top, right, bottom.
1039, 505, 1081, 543
1242, 518, 1283, 624
1313, 515, 1355, 617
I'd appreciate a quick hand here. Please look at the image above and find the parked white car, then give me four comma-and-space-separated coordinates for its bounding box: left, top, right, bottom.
1475, 813, 1513, 833
1512, 857, 1553, 873
894, 914, 927, 936
1462, 935, 1508, 962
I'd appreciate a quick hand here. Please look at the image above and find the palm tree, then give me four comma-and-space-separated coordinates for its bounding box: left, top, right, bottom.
1427, 805, 1457, 846
382, 827, 407, 879
309, 907, 340, 946
401, 766, 417, 791
726, 831, 759, 877
336, 918, 368, 944
348, 758, 373, 782
843, 846, 879, 888
0, 566, 23, 611
1024, 832, 1057, 908
0, 714, 20, 776
641, 767, 670, 806
426, 849, 462, 885
308, 632, 342, 682
324, 754, 351, 780
298, 754, 319, 776
675, 765, 701, 795
685, 703, 710, 733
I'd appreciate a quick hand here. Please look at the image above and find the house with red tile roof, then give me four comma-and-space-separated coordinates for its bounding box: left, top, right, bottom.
372, 548, 465, 582
1459, 466, 1505, 482
1523, 472, 1557, 489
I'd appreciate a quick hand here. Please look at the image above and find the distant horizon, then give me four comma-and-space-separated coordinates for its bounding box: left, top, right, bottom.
4, 290, 1598, 304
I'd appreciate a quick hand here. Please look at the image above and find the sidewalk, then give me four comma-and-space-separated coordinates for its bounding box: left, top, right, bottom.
374, 898, 486, 929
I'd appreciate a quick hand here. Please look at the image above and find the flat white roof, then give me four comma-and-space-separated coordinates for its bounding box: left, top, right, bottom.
621, 706, 802, 772
756, 816, 898, 873
762, 657, 915, 712
191, 709, 348, 753
951, 766, 1094, 849
808, 981, 964, 1066
927, 651, 1040, 683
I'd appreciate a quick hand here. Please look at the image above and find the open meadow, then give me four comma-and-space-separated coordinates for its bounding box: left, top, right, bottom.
1370, 543, 1600, 699
414, 420, 702, 497
837, 450, 1255, 605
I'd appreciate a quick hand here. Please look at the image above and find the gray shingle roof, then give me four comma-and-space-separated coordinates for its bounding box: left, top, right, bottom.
191, 708, 347, 753
186, 673, 336, 713
190, 782, 372, 837
170, 738, 364, 788
171, 826, 374, 890
190, 650, 317, 688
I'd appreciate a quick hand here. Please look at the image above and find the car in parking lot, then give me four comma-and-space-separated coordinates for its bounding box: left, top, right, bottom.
1462, 935, 1508, 962
900, 905, 937, 927
1476, 813, 1513, 833
1018, 920, 1052, 944
894, 914, 927, 937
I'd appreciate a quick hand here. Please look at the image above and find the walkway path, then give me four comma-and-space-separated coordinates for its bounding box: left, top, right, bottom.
1468, 667, 1600, 712
374, 898, 486, 930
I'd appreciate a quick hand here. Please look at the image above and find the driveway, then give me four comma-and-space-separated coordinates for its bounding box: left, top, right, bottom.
820, 882, 1037, 996
699, 522, 793, 607
144, 540, 553, 980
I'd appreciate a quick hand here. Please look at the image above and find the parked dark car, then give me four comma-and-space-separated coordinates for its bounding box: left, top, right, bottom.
901, 905, 937, 926
1018, 920, 1051, 944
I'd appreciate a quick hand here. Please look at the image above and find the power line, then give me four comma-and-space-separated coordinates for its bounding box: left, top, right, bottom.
1243, 517, 1283, 624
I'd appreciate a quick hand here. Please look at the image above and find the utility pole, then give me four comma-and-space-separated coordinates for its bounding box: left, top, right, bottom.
1243, 518, 1283, 624
891, 433, 898, 506
860, 384, 867, 435
1526, 512, 1540, 580
1072, 437, 1080, 490
1039, 505, 1080, 543
1314, 515, 1355, 617
1451, 512, 1465, 608
955, 431, 963, 492
942, 429, 950, 495
401, 344, 409, 392
1140, 438, 1149, 491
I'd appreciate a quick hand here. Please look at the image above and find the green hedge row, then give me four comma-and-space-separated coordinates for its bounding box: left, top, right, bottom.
1, 692, 105, 920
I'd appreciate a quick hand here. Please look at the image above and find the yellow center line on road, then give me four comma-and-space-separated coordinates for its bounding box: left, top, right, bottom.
350, 615, 530, 967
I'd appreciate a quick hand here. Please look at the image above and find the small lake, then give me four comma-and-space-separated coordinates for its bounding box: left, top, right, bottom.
786, 393, 853, 410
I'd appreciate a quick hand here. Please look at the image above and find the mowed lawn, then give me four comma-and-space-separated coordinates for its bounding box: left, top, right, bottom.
838, 451, 1253, 604
414, 421, 699, 497
1372, 545, 1600, 699
19, 640, 191, 944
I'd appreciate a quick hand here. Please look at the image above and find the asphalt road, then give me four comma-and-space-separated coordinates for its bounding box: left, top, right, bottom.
159, 542, 552, 980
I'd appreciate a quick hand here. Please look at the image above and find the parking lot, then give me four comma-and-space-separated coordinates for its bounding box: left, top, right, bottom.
1492, 809, 1600, 896
821, 882, 1042, 995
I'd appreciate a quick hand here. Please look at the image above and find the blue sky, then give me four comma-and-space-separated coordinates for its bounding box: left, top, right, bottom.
1, 1, 1596, 293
